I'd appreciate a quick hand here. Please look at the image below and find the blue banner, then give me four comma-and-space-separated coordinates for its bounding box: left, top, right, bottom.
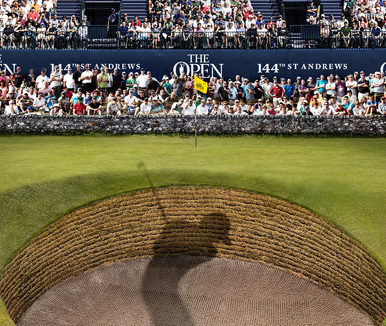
0, 49, 385, 81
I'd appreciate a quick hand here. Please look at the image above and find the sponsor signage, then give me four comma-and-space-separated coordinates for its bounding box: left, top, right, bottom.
0, 49, 384, 80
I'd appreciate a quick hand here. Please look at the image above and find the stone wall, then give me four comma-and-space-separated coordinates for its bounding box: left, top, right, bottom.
0, 115, 385, 135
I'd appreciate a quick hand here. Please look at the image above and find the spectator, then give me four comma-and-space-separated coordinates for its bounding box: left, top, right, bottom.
307, 1, 318, 19
49, 65, 62, 96
83, 91, 93, 105
80, 65, 92, 92
57, 90, 70, 114
32, 91, 46, 112
325, 76, 336, 99
106, 96, 122, 115
136, 68, 149, 96
35, 68, 49, 89
151, 98, 165, 114
78, 20, 88, 49
55, 21, 66, 48
71, 88, 85, 107
218, 80, 231, 102
107, 8, 118, 38
357, 72, 370, 101
45, 22, 56, 48
371, 21, 381, 47
66, 21, 77, 48
261, 77, 273, 100
366, 94, 377, 115
73, 96, 86, 115
378, 96, 386, 114
124, 89, 138, 114
3, 22, 14, 48
111, 68, 121, 93
315, 75, 327, 96
136, 97, 151, 115
168, 97, 184, 115
171, 75, 183, 100
16, 91, 32, 113
62, 67, 74, 92
342, 95, 354, 114
340, 21, 351, 47
4, 100, 19, 115
277, 22, 289, 48
371, 71, 384, 102
37, 12, 49, 28
269, 80, 284, 107
283, 78, 295, 99
182, 97, 196, 115
346, 74, 358, 99
27, 7, 38, 21
40, 80, 52, 96
10, 66, 25, 88
334, 75, 346, 101
70, 15, 79, 28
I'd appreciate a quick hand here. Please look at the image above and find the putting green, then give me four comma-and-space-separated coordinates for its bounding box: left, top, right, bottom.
0, 135, 385, 325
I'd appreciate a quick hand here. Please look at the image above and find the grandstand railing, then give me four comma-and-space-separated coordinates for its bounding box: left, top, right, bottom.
2, 26, 385, 50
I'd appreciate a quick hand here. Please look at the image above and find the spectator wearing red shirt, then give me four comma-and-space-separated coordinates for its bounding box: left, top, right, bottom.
200, 4, 210, 15
334, 103, 348, 115
131, 16, 141, 27
266, 17, 275, 29
267, 103, 277, 115
62, 87, 73, 100
27, 8, 38, 21
245, 10, 254, 20
269, 81, 284, 107
73, 97, 86, 115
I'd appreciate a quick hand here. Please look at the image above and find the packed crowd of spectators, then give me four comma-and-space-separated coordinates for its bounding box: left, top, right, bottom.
115, 0, 290, 49
0, 0, 90, 49
306, 0, 386, 48
2, 65, 386, 116
1, 0, 385, 49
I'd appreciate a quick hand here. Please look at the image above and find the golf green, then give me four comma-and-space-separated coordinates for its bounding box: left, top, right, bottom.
0, 135, 385, 325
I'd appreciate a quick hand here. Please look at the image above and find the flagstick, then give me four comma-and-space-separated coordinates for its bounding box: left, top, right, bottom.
193, 74, 207, 149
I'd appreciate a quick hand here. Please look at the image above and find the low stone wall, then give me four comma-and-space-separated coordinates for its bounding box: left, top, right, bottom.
0, 115, 385, 135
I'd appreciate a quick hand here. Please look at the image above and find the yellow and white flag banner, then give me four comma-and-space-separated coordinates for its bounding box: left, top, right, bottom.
194, 75, 208, 94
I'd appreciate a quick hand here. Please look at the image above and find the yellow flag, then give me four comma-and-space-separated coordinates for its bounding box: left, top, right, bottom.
194, 75, 208, 94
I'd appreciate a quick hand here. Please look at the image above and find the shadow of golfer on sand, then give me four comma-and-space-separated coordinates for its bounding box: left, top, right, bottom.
141, 212, 230, 326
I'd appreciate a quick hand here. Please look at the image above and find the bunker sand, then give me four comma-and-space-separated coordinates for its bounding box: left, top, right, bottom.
17, 257, 374, 326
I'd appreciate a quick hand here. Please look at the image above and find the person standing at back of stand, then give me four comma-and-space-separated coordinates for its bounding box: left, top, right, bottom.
73, 64, 82, 91
108, 8, 118, 39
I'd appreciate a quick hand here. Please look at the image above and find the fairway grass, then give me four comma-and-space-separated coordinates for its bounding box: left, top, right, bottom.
0, 135, 385, 325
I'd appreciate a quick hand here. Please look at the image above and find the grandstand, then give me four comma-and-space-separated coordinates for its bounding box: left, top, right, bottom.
56, 0, 81, 19
320, 0, 343, 19
121, 0, 148, 22
52, 0, 340, 25
2, 0, 384, 51
249, 0, 281, 19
